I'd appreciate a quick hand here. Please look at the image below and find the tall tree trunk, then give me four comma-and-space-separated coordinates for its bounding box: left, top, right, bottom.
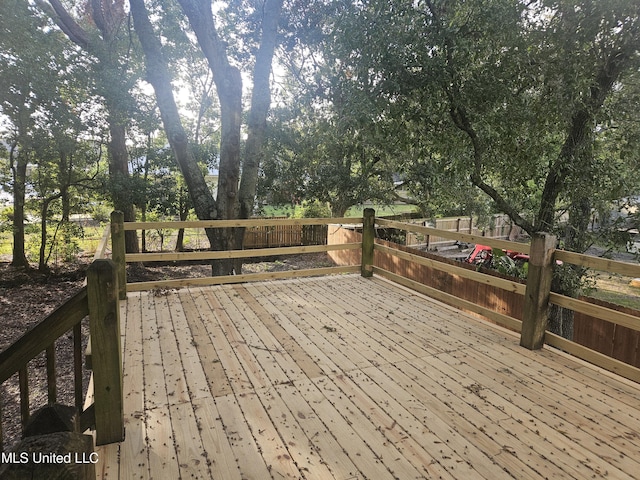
175, 186, 189, 252
238, 0, 284, 221
10, 145, 29, 268
43, 0, 139, 252
132, 0, 282, 275
38, 198, 52, 271
129, 0, 219, 259
177, 0, 283, 274
175, 0, 243, 275
106, 121, 139, 253
59, 150, 71, 223
232, 0, 284, 272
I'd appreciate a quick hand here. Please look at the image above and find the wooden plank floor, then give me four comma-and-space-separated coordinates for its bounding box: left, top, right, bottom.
94, 274, 640, 479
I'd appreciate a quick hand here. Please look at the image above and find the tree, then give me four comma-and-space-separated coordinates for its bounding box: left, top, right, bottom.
30, 121, 102, 271
343, 0, 640, 243
263, 108, 397, 217
261, 0, 404, 217
323, 0, 640, 337
130, 0, 283, 274
37, 0, 141, 253
0, 0, 66, 267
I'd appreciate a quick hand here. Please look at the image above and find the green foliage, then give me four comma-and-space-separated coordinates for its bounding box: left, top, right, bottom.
318, 0, 640, 245
90, 204, 112, 225
490, 249, 529, 280
552, 263, 595, 298
297, 201, 332, 219
0, 206, 13, 233
53, 222, 84, 263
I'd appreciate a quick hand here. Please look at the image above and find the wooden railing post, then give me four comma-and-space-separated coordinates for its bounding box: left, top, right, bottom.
110, 211, 126, 299
520, 232, 556, 350
87, 259, 124, 445
361, 208, 375, 277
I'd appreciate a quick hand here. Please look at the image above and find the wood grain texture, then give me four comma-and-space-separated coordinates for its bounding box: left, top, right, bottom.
94, 275, 640, 479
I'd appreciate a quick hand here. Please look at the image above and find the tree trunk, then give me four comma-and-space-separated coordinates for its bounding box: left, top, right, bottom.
11, 145, 29, 268
232, 0, 284, 273
133, 0, 282, 276
106, 121, 139, 253
39, 200, 51, 272
59, 151, 71, 223
175, 0, 243, 275
238, 0, 284, 221
129, 0, 219, 259
175, 188, 189, 252
44, 0, 139, 253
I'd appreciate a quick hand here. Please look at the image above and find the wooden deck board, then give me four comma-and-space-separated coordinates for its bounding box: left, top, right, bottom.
119, 293, 150, 480
95, 274, 640, 479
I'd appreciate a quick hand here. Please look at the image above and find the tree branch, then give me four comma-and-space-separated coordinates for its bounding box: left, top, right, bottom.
40, 0, 91, 49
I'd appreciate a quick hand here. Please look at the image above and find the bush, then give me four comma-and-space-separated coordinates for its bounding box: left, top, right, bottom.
297, 201, 331, 219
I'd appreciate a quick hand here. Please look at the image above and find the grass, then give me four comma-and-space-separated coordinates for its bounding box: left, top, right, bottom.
0, 232, 11, 255
261, 203, 419, 218
590, 272, 640, 311
0, 225, 107, 262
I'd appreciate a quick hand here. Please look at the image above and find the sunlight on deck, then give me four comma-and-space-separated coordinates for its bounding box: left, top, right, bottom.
95, 274, 640, 479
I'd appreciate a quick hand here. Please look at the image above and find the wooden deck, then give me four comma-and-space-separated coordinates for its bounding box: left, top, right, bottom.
94, 274, 640, 479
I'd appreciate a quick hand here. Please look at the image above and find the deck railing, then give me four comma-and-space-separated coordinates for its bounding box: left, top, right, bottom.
373, 215, 640, 383
115, 215, 364, 292
108, 210, 640, 383
3, 206, 634, 456
0, 212, 124, 452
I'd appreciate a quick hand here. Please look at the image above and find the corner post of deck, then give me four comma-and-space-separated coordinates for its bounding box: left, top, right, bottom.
110, 210, 126, 300
87, 259, 124, 445
361, 208, 375, 277
520, 232, 556, 350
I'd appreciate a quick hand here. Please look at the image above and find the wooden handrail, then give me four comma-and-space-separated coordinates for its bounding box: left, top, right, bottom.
127, 265, 360, 291
123, 217, 359, 230
125, 242, 361, 263
0, 288, 88, 384
376, 217, 531, 254
1, 259, 124, 450
371, 227, 640, 382
550, 292, 640, 331
93, 223, 111, 261
109, 211, 640, 381
377, 217, 640, 277
554, 249, 640, 277
374, 243, 526, 295
0, 287, 88, 438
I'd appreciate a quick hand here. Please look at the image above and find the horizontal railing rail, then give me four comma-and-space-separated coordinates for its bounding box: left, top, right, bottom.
377, 217, 531, 254
125, 243, 361, 263
554, 249, 640, 277
374, 243, 526, 295
94, 222, 111, 261
122, 217, 357, 230
127, 266, 361, 292
116, 217, 364, 291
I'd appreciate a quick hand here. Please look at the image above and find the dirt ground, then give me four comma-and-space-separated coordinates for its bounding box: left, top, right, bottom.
0, 253, 335, 450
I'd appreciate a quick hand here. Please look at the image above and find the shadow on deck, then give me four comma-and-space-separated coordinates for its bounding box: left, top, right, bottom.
96, 274, 640, 479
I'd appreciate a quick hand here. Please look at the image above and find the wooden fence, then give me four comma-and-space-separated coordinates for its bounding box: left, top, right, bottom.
405, 214, 521, 248
574, 298, 640, 368
328, 217, 640, 382
243, 223, 327, 248
328, 226, 525, 322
